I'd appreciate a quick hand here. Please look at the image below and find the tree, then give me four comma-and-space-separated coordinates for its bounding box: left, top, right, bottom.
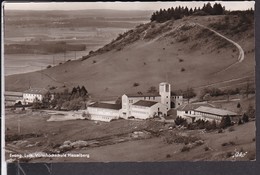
133, 82, 140, 87
242, 113, 249, 123
219, 115, 232, 128
182, 87, 196, 103
246, 104, 255, 118
115, 97, 122, 105
189, 8, 193, 15
32, 98, 42, 109
203, 3, 213, 15
80, 86, 88, 96
203, 93, 211, 102
238, 118, 243, 125
245, 81, 250, 98
175, 116, 187, 126
71, 87, 77, 94
213, 3, 224, 15
205, 120, 217, 130
147, 86, 157, 93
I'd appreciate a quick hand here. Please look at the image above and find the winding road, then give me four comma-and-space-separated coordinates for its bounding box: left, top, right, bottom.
192, 22, 245, 74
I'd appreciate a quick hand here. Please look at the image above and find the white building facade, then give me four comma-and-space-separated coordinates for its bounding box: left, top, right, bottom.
88, 82, 183, 121
23, 88, 48, 104
194, 106, 238, 123
131, 100, 167, 119
88, 102, 121, 122
121, 82, 175, 119
177, 104, 238, 123
121, 94, 161, 119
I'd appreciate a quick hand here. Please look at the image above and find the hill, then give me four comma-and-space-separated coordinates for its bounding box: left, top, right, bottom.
5, 15, 255, 100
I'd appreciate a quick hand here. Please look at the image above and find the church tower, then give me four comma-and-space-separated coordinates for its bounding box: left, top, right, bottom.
159, 82, 171, 111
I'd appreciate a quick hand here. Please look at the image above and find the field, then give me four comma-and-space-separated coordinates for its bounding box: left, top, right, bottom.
5, 106, 255, 163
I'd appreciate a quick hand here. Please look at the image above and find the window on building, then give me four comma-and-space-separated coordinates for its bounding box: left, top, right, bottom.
185, 111, 188, 114
153, 97, 155, 100
166, 102, 168, 104
166, 84, 169, 92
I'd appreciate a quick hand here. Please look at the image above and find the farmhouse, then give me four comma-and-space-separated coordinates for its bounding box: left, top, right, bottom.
88, 102, 121, 122
23, 88, 48, 104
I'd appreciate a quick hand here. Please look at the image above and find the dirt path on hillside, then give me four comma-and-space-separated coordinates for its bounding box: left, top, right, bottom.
188, 22, 248, 89
193, 22, 245, 74
193, 75, 253, 90
36, 71, 74, 87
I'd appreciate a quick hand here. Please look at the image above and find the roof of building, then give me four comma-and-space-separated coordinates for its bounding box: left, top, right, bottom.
88, 102, 121, 110
177, 103, 214, 111
5, 91, 23, 97
23, 88, 48, 95
125, 93, 160, 98
160, 82, 170, 85
195, 106, 238, 116
132, 100, 158, 107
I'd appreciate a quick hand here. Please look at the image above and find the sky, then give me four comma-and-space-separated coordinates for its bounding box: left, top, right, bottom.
3, 1, 255, 11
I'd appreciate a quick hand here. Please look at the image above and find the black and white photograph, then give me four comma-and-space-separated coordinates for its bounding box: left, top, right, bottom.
2, 1, 256, 164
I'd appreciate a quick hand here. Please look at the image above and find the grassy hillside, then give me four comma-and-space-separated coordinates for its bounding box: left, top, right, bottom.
5, 15, 255, 99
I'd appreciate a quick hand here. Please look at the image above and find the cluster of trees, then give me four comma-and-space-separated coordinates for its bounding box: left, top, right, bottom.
237, 104, 255, 124
71, 86, 88, 98
172, 87, 196, 103
200, 84, 255, 101
200, 87, 239, 101
147, 86, 158, 93
175, 115, 232, 130
32, 86, 89, 111
51, 86, 88, 111
150, 3, 225, 23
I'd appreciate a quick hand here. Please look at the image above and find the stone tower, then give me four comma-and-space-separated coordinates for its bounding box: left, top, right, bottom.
159, 82, 171, 110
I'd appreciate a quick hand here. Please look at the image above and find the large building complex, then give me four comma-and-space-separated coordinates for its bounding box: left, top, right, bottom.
88, 82, 184, 121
